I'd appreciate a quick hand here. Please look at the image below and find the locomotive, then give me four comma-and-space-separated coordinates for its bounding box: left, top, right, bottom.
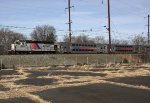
9, 40, 150, 54
9, 40, 57, 54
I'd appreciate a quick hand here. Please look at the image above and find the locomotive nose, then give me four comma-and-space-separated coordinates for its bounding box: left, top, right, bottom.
11, 44, 16, 51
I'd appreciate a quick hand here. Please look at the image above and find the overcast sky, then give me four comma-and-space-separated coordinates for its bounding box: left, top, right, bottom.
0, 0, 149, 41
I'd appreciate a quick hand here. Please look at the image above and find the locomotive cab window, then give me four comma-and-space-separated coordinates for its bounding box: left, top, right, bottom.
16, 42, 20, 45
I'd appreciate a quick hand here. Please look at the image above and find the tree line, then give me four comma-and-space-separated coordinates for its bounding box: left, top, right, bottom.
63, 34, 147, 45
0, 24, 148, 54
0, 28, 26, 54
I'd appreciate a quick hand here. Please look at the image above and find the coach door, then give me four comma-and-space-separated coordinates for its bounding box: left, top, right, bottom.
54, 45, 57, 51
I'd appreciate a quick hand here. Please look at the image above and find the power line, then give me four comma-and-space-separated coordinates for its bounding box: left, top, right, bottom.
0, 24, 144, 40
0, 25, 35, 29
0, 24, 142, 34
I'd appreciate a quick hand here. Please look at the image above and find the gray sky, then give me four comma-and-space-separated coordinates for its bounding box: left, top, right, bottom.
0, 0, 149, 41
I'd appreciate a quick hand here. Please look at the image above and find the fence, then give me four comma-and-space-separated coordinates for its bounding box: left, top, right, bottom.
0, 54, 128, 69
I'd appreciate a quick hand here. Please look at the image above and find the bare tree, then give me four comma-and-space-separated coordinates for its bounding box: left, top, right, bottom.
0, 28, 26, 54
120, 40, 129, 45
76, 35, 89, 43
94, 36, 106, 44
63, 35, 76, 43
132, 34, 147, 45
111, 39, 129, 45
31, 25, 57, 42
63, 34, 95, 44
63, 34, 131, 45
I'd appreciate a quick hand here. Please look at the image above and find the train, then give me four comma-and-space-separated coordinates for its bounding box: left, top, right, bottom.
8, 40, 150, 54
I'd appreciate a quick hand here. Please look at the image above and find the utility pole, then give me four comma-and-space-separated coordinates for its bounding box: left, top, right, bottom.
145, 14, 150, 45
148, 15, 150, 45
107, 0, 111, 53
66, 0, 73, 43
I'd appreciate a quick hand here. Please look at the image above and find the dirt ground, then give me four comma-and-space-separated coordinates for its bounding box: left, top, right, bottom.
0, 63, 150, 103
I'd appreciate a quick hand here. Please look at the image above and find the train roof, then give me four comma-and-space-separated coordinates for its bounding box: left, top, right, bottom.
58, 42, 97, 45
15, 40, 54, 44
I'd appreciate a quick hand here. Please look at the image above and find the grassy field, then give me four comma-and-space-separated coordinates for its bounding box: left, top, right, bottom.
0, 54, 124, 68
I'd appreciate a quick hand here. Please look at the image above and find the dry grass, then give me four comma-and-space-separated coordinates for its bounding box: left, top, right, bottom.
0, 63, 150, 103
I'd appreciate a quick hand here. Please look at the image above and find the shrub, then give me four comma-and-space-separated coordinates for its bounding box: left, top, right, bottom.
123, 58, 128, 63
